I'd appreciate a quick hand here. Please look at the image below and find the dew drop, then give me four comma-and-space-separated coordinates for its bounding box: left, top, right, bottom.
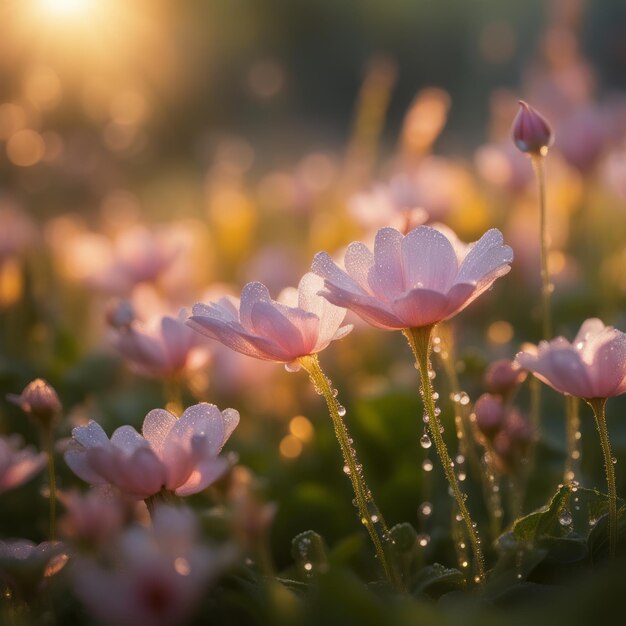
343, 465, 351, 475
612, 457, 618, 464
304, 562, 313, 571
417, 533, 430, 547
420, 434, 432, 449
337, 405, 347, 417
422, 458, 433, 472
558, 509, 573, 526
419, 501, 433, 517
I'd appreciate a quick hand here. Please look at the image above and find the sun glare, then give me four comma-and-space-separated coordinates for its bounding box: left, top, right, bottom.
38, 0, 94, 17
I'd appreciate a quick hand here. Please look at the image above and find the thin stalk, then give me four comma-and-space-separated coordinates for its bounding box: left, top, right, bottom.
41, 427, 57, 541
165, 373, 184, 417
564, 396, 581, 483
144, 489, 179, 519
531, 155, 551, 340
298, 354, 403, 591
404, 326, 485, 583
587, 397, 616, 557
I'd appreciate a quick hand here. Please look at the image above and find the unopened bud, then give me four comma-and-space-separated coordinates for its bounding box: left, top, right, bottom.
474, 393, 505, 440
484, 359, 527, 396
7, 379, 61, 427
512, 101, 554, 156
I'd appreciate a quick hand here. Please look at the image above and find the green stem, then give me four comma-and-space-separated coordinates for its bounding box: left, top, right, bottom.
298, 355, 403, 591
587, 397, 616, 557
531, 155, 551, 340
404, 326, 485, 584
41, 427, 57, 541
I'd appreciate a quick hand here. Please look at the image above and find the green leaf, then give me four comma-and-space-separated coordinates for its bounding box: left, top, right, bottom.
411, 563, 465, 597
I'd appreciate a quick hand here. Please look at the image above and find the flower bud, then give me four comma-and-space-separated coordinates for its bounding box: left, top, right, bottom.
473, 393, 505, 440
512, 101, 554, 156
7, 379, 61, 427
484, 359, 527, 397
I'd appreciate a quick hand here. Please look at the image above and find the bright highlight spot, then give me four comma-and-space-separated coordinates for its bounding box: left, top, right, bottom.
289, 415, 314, 442
279, 435, 302, 459
38, 0, 93, 16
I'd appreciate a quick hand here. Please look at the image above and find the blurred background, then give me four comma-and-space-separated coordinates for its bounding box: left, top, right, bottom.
1, 0, 626, 577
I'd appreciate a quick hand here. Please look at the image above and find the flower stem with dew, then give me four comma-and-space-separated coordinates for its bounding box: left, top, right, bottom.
297, 354, 403, 591
404, 325, 485, 584
531, 155, 551, 340
565, 396, 581, 484
587, 397, 616, 557
435, 327, 502, 538
40, 426, 57, 541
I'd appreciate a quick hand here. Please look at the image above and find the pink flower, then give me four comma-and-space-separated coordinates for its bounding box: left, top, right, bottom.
473, 393, 506, 440
58, 487, 130, 546
0, 436, 46, 495
516, 318, 626, 399
312, 225, 513, 330
109, 311, 211, 379
512, 101, 554, 156
64, 404, 239, 499
186, 272, 352, 369
72, 505, 232, 626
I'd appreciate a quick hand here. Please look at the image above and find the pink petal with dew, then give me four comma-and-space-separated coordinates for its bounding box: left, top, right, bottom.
72, 421, 110, 449
111, 426, 148, 455
65, 446, 109, 486
402, 226, 459, 292
142, 409, 178, 456
239, 282, 273, 330
186, 315, 285, 361
368, 228, 404, 300
455, 229, 513, 286
574, 318, 606, 345
250, 301, 318, 359
168, 404, 228, 456
312, 251, 369, 297
319, 284, 405, 330
391, 288, 451, 328
517, 342, 594, 398
175, 454, 229, 496
344, 243, 375, 294
585, 327, 626, 397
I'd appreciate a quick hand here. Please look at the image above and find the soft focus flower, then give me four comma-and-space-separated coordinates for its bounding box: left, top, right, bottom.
516, 318, 626, 399
0, 540, 67, 600
0, 436, 46, 495
64, 404, 239, 499
58, 487, 130, 547
473, 393, 506, 440
312, 225, 513, 330
0, 203, 37, 261
72, 505, 232, 626
7, 378, 62, 427
186, 272, 352, 369
84, 226, 180, 295
109, 310, 212, 379
512, 101, 554, 156
484, 359, 527, 396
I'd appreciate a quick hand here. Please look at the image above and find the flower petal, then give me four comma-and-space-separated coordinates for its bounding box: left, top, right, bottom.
401, 226, 458, 292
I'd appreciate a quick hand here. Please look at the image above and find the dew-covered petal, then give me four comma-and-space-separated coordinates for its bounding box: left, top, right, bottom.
401, 226, 458, 292
391, 288, 451, 328
142, 409, 177, 455
72, 421, 110, 449
312, 251, 368, 297
344, 242, 375, 293
239, 282, 273, 330
250, 301, 313, 358
455, 229, 513, 286
165, 404, 227, 459
110, 426, 147, 455
174, 455, 229, 496
368, 228, 405, 300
